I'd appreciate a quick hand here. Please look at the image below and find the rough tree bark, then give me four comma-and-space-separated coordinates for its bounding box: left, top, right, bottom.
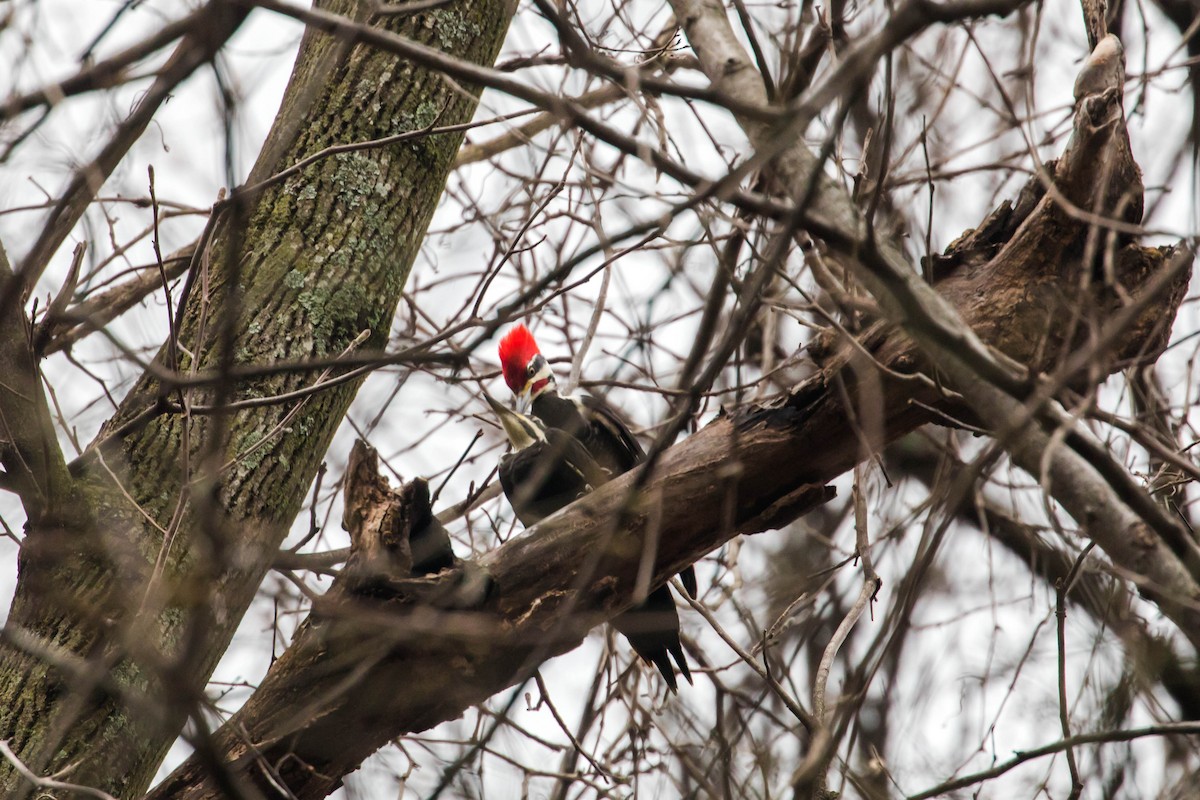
147, 28, 1191, 800
0, 2, 515, 798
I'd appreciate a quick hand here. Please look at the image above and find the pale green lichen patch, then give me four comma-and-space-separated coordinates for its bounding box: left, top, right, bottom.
242, 229, 306, 314
152, 606, 188, 654
430, 8, 481, 51
330, 151, 386, 210
283, 269, 308, 290
290, 181, 319, 220
400, 99, 439, 132
352, 68, 392, 114
297, 277, 371, 354
231, 429, 267, 479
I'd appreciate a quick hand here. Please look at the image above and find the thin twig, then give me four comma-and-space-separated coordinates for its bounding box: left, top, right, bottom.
0, 740, 119, 800
799, 464, 881, 797
906, 722, 1200, 799
1055, 542, 1096, 800
676, 578, 817, 731
533, 672, 615, 783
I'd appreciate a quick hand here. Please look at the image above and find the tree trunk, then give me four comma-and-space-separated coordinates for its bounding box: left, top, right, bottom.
0, 3, 515, 797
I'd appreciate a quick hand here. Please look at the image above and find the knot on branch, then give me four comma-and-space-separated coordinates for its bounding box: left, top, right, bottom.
336, 440, 489, 608
1073, 34, 1125, 103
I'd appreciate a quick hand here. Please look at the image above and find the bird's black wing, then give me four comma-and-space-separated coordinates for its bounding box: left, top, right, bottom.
498, 430, 607, 526
580, 396, 698, 599
580, 394, 645, 470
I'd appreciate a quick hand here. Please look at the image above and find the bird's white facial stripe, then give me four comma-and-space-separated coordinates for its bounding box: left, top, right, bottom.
520, 416, 546, 443
526, 355, 555, 399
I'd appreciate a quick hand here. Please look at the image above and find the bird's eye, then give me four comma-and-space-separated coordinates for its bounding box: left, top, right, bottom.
527, 362, 537, 377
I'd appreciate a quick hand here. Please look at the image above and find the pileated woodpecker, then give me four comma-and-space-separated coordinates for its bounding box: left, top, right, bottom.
496, 325, 695, 691
484, 392, 692, 692
484, 392, 608, 524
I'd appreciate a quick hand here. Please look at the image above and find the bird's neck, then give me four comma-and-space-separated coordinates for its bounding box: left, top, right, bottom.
531, 390, 588, 436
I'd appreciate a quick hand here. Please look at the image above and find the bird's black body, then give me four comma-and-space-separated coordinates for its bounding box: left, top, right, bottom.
497, 325, 696, 692
532, 389, 698, 599
498, 427, 607, 525
530, 389, 695, 691
531, 392, 644, 477
496, 405, 692, 692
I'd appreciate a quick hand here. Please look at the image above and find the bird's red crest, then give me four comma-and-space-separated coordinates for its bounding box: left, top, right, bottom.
498, 324, 541, 393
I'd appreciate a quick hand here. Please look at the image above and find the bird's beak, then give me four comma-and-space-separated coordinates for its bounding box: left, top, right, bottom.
484, 390, 511, 420
483, 391, 530, 448
514, 387, 532, 415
